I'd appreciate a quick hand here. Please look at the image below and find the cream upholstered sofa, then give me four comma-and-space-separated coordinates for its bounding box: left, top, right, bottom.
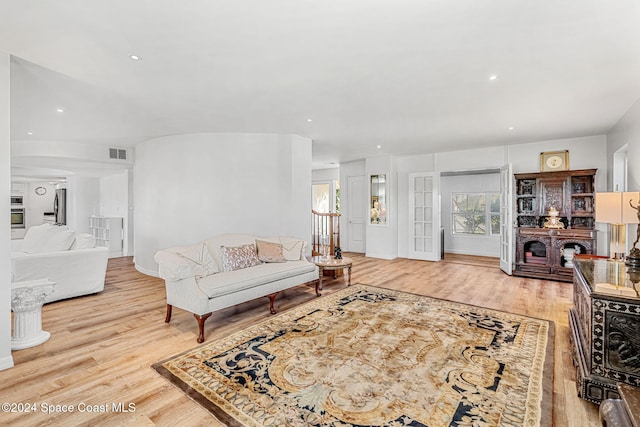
11, 224, 110, 303
154, 233, 319, 343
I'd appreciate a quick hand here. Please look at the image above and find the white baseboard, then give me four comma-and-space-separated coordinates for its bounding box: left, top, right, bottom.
365, 252, 397, 260
0, 355, 14, 371
444, 249, 500, 258
134, 263, 159, 278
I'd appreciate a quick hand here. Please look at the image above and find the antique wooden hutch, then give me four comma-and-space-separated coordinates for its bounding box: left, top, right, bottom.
513, 169, 597, 282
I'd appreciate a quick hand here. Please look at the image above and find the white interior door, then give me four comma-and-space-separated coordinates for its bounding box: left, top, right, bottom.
347, 175, 366, 253
500, 163, 513, 275
409, 172, 440, 261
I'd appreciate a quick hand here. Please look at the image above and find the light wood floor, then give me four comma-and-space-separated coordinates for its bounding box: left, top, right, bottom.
0, 254, 599, 426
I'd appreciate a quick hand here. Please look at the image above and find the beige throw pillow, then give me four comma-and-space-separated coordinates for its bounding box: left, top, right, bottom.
220, 243, 262, 271
256, 240, 287, 263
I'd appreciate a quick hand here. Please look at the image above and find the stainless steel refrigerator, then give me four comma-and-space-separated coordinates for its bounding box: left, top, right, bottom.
54, 188, 67, 225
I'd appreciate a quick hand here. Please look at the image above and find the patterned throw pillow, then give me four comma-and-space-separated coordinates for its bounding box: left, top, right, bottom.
255, 240, 287, 263
220, 243, 262, 271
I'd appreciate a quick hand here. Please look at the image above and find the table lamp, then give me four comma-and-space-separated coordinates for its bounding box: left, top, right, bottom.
595, 192, 640, 261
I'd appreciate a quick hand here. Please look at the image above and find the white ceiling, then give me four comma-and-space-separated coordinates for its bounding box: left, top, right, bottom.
2, 0, 640, 172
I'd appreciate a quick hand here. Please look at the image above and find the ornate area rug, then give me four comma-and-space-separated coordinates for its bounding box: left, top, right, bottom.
153, 285, 553, 426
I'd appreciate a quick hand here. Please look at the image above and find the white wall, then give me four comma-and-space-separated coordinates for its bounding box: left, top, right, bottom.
607, 96, 640, 249
312, 167, 339, 182
100, 171, 129, 256
607, 97, 640, 191
389, 135, 608, 259
436, 146, 507, 171
286, 135, 314, 239
134, 133, 312, 276
127, 169, 134, 256
441, 173, 501, 257
366, 156, 398, 259
12, 140, 134, 169
0, 51, 13, 370
24, 182, 56, 228
66, 175, 100, 234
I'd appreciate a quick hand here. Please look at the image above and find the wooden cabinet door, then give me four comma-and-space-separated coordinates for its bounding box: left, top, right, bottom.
538, 178, 567, 215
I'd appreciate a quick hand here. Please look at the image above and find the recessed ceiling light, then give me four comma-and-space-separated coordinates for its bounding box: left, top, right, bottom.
307, 118, 313, 122
56, 108, 64, 113
508, 126, 515, 131
489, 75, 498, 81
129, 54, 142, 61
377, 145, 382, 149
27, 131, 33, 135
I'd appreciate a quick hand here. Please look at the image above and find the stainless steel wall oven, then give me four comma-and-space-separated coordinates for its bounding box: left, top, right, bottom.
11, 208, 25, 228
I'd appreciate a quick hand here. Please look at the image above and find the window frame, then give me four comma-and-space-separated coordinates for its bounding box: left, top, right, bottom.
451, 192, 501, 236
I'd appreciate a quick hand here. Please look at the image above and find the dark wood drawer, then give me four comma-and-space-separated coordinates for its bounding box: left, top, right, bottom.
556, 267, 574, 277
518, 265, 551, 274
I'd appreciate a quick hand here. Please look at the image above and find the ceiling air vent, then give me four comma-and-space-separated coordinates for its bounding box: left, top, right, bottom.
109, 148, 127, 160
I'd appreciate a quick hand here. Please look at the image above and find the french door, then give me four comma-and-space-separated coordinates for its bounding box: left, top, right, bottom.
499, 164, 513, 275
408, 172, 440, 261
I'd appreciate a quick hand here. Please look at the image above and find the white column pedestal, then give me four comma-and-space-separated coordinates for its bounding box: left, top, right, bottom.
11, 279, 55, 350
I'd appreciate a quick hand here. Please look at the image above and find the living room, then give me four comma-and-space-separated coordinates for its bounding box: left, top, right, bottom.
2, 2, 640, 426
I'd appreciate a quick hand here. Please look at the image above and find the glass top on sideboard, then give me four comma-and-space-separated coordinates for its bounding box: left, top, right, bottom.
575, 259, 640, 300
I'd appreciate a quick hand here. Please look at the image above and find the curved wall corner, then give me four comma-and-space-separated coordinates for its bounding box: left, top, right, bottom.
133, 133, 313, 276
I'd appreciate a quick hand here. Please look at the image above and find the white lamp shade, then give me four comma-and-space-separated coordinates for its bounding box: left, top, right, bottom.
596, 192, 622, 223
595, 192, 640, 224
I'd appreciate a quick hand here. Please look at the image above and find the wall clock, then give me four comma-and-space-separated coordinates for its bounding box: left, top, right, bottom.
540, 150, 569, 172
35, 186, 47, 195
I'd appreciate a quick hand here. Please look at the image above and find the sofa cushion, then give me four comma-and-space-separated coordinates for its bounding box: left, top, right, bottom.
262, 237, 305, 261
196, 260, 316, 299
220, 243, 262, 272
71, 233, 97, 250
204, 234, 259, 271
22, 224, 76, 254
155, 242, 218, 280
255, 240, 287, 263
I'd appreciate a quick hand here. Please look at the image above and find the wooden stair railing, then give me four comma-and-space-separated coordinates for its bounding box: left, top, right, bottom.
311, 210, 341, 257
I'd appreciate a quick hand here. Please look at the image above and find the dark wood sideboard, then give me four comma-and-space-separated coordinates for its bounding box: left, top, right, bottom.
513, 169, 597, 282
569, 259, 640, 404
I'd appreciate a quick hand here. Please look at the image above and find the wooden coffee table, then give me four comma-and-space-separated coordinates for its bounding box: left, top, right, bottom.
311, 256, 352, 296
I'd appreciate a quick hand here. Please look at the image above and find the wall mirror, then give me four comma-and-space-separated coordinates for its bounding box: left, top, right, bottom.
370, 174, 387, 224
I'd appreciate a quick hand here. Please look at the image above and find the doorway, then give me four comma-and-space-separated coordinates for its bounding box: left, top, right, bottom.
312, 180, 339, 214
440, 170, 502, 259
